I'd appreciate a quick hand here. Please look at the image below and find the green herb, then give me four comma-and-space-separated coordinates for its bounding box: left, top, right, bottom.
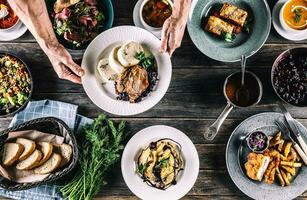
135, 51, 155, 70
157, 157, 169, 168
56, 21, 71, 35
60, 114, 127, 200
294, 8, 302, 23
221, 31, 235, 42
137, 164, 146, 174
97, 12, 105, 22
243, 17, 253, 34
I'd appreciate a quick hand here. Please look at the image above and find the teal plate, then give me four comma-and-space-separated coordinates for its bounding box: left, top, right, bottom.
46, 0, 114, 51
187, 0, 271, 62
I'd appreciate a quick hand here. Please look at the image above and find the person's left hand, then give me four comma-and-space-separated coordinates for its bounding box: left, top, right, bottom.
159, 15, 187, 56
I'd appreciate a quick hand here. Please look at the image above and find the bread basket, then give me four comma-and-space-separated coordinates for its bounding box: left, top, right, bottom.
0, 117, 78, 190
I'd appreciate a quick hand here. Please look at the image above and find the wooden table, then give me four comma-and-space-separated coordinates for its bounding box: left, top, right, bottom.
1, 0, 307, 199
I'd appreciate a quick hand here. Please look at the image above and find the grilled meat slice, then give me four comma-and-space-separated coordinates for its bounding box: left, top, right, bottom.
204, 16, 235, 36
219, 3, 248, 27
115, 65, 149, 103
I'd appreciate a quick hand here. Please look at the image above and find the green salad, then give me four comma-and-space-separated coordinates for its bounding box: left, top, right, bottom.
0, 55, 31, 114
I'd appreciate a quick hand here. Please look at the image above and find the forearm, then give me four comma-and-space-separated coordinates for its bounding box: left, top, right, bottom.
7, 0, 58, 50
172, 0, 192, 20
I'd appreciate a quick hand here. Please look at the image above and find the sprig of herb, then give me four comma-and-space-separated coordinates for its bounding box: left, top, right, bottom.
294, 8, 302, 23
135, 51, 155, 70
243, 17, 253, 34
157, 157, 170, 168
60, 115, 127, 200
221, 31, 236, 42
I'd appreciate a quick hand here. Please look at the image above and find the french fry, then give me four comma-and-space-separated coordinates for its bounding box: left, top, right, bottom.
284, 142, 292, 157
280, 154, 288, 161
286, 172, 292, 182
276, 167, 285, 187
281, 169, 290, 186
280, 161, 302, 167
288, 147, 297, 161
277, 139, 285, 152
270, 132, 282, 147
280, 165, 296, 176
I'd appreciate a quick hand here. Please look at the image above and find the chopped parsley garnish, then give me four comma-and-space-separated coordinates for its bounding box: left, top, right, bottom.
221, 31, 236, 42
135, 51, 155, 70
294, 8, 302, 23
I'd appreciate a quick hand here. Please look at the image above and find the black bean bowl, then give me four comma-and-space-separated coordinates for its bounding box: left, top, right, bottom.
271, 47, 307, 107
0, 52, 33, 117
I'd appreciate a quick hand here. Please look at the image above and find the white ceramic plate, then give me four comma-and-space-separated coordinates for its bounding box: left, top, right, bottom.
121, 125, 199, 200
82, 26, 172, 116
0, 20, 27, 41
133, 0, 162, 39
272, 0, 307, 41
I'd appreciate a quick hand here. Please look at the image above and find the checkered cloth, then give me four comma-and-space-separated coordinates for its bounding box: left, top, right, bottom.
0, 100, 93, 200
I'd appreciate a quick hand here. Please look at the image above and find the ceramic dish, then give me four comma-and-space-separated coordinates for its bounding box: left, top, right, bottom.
133, 0, 162, 39
121, 125, 199, 200
0, 20, 27, 41
226, 112, 307, 200
272, 0, 307, 41
0, 52, 33, 117
271, 47, 307, 107
46, 0, 114, 51
187, 0, 271, 62
82, 26, 172, 116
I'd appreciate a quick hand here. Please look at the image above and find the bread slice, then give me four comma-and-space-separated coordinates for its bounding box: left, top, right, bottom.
55, 144, 72, 167
2, 143, 24, 166
117, 41, 144, 67
34, 153, 62, 174
16, 150, 42, 170
36, 142, 53, 166
16, 138, 36, 161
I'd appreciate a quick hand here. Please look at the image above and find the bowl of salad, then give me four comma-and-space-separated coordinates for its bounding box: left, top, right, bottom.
47, 0, 114, 51
0, 52, 33, 117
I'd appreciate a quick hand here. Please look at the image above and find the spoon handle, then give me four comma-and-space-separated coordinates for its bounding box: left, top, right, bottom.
241, 55, 246, 86
204, 103, 234, 140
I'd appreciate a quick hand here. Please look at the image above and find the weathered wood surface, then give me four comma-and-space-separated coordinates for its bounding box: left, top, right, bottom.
0, 0, 307, 199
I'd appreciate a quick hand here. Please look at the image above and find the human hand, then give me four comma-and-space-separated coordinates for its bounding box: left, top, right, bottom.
159, 15, 187, 56
43, 42, 85, 84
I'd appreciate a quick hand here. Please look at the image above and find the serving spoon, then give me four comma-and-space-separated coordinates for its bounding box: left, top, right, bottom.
235, 55, 250, 104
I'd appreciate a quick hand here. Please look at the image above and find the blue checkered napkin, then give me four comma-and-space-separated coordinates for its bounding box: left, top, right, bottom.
0, 100, 93, 200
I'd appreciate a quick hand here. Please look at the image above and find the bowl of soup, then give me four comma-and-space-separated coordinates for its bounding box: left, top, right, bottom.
0, 0, 19, 31
140, 0, 173, 31
279, 0, 307, 32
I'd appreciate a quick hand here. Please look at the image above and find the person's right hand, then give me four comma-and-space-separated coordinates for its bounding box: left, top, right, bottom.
43, 42, 85, 84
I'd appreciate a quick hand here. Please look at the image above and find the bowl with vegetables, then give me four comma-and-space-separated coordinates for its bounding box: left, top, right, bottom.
47, 0, 114, 51
0, 52, 33, 117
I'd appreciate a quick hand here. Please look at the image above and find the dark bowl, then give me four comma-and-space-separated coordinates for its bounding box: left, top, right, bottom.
271, 47, 307, 107
46, 0, 114, 52
0, 52, 33, 117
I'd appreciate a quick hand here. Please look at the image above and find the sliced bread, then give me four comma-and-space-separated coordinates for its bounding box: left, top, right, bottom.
16, 138, 36, 161
36, 142, 53, 166
34, 153, 62, 174
54, 144, 73, 167
2, 143, 24, 166
16, 149, 42, 170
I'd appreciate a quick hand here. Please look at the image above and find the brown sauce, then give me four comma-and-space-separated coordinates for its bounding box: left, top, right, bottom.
0, 0, 18, 29
142, 0, 172, 28
225, 73, 260, 107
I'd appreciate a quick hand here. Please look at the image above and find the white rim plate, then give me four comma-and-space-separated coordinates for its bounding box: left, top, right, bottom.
121, 125, 199, 200
272, 0, 307, 41
0, 21, 27, 41
133, 0, 162, 39
81, 26, 172, 116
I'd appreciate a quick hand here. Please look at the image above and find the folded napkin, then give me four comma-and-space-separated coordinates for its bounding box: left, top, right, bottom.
0, 100, 93, 200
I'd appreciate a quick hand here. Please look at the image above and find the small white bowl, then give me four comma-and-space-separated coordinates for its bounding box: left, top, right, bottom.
139, 0, 173, 32
279, 0, 307, 33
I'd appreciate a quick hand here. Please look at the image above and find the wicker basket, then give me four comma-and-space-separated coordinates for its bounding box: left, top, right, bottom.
0, 117, 78, 190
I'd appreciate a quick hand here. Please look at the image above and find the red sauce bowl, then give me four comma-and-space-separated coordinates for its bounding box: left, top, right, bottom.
0, 0, 19, 31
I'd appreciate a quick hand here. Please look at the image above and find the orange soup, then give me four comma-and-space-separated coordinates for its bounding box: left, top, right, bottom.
283, 0, 307, 30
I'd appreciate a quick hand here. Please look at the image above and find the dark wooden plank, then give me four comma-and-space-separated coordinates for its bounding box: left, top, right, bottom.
1, 118, 307, 144
27, 92, 307, 119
